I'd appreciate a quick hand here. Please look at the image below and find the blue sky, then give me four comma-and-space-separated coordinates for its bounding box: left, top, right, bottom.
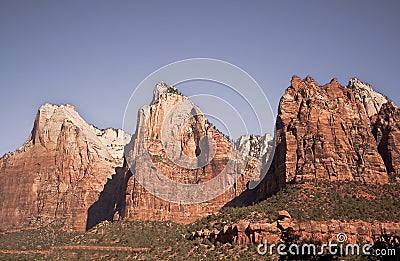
1, 0, 399, 156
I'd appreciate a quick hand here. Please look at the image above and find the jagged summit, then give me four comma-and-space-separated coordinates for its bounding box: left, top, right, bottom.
151, 82, 183, 104
290, 75, 342, 91
290, 75, 396, 117
150, 82, 234, 141
275, 75, 398, 184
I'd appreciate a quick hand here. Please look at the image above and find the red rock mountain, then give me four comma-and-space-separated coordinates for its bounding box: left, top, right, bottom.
94, 83, 270, 227
0, 104, 128, 232
0, 78, 399, 233
256, 76, 398, 197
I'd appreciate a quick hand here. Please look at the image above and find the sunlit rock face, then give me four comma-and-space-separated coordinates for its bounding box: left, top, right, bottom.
117, 83, 274, 224
0, 103, 129, 233
268, 76, 390, 184
348, 78, 388, 118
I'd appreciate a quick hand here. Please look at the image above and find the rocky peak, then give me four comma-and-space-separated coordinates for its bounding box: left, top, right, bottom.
113, 82, 271, 224
152, 82, 182, 104
274, 76, 389, 184
152, 81, 169, 103
290, 75, 319, 91
28, 103, 128, 164
0, 103, 129, 232
348, 78, 390, 117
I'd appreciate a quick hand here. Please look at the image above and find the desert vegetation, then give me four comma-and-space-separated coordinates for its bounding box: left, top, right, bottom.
0, 181, 399, 260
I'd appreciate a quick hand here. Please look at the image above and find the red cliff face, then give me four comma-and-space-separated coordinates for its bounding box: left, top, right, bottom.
114, 83, 266, 224
259, 76, 394, 190
0, 104, 128, 233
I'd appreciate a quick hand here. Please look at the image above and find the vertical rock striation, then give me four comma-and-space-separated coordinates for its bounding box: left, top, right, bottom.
260, 76, 391, 188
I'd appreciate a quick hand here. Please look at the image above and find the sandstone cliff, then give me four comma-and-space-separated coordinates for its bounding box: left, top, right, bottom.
0, 104, 129, 232
111, 83, 273, 225
259, 76, 397, 190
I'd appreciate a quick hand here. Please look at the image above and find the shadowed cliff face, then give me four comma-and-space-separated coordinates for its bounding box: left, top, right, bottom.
372, 102, 400, 182
0, 104, 129, 233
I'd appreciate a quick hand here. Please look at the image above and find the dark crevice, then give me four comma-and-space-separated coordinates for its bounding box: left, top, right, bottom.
86, 166, 128, 230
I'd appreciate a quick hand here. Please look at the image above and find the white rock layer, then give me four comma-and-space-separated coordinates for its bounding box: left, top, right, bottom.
348, 78, 391, 117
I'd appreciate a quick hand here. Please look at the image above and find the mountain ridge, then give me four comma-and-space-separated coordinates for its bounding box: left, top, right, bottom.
0, 76, 399, 234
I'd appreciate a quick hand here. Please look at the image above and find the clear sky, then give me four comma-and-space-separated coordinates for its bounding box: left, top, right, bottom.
1, 0, 399, 156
